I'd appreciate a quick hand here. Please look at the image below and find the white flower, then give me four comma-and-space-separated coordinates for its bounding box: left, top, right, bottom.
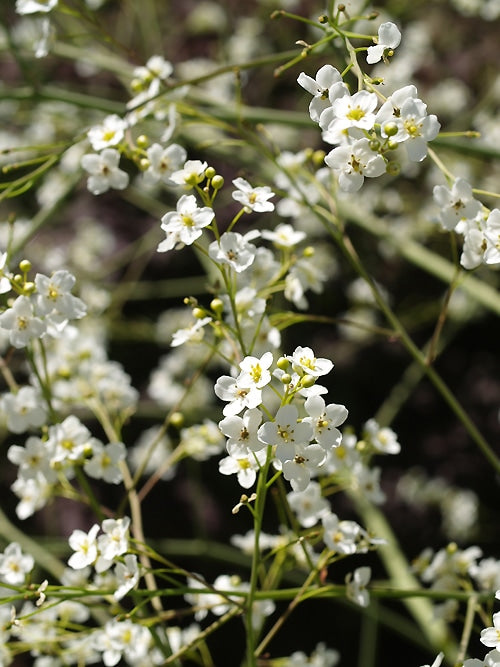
16, 0, 58, 13
297, 64, 344, 122
366, 22, 402, 64
481, 612, 500, 649
346, 566, 371, 607
324, 138, 386, 192
261, 223, 306, 248
258, 404, 313, 463
219, 408, 264, 453
171, 316, 212, 347
0, 252, 12, 295
364, 418, 401, 455
0, 542, 34, 584
84, 441, 126, 484
376, 90, 440, 162
322, 513, 360, 554
113, 554, 140, 600
461, 224, 487, 270
208, 231, 258, 273
288, 346, 333, 378
281, 442, 325, 491
484, 208, 500, 265
1, 386, 47, 434
287, 481, 330, 527
169, 159, 208, 187
87, 115, 127, 151
158, 194, 215, 252
0, 295, 46, 348
232, 177, 275, 213
143, 143, 187, 186
48, 415, 92, 465
68, 524, 100, 570
96, 517, 130, 572
8, 435, 56, 482
81, 148, 129, 195
214, 374, 262, 417
219, 445, 267, 488
34, 270, 86, 322
303, 395, 348, 450
322, 90, 378, 145
239, 351, 273, 389
433, 178, 482, 232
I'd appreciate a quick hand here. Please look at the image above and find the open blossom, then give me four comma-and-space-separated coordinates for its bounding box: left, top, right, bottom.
16, 0, 58, 13
214, 374, 262, 417
143, 143, 187, 186
88, 114, 127, 151
325, 138, 386, 191
219, 408, 264, 453
297, 64, 344, 122
258, 404, 313, 462
68, 524, 100, 570
81, 148, 129, 195
433, 178, 482, 231
96, 517, 130, 572
484, 208, 500, 265
1, 385, 47, 434
288, 346, 333, 378
346, 566, 371, 607
364, 418, 401, 455
366, 22, 401, 64
481, 612, 500, 649
0, 542, 34, 584
83, 440, 126, 484
287, 481, 330, 527
261, 223, 306, 248
158, 194, 215, 252
34, 270, 86, 322
303, 395, 348, 450
208, 231, 258, 273
322, 90, 378, 145
232, 178, 275, 213
376, 87, 440, 162
322, 513, 360, 554
114, 554, 140, 601
219, 444, 267, 488
169, 159, 208, 187
0, 295, 46, 348
239, 351, 273, 389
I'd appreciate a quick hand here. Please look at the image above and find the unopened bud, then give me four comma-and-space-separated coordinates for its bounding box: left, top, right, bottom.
211, 175, 224, 190
210, 298, 224, 315
170, 412, 184, 428
136, 134, 149, 148
384, 122, 398, 137
386, 161, 400, 176
277, 356, 289, 371
205, 167, 216, 180
281, 373, 292, 385
192, 307, 205, 319
301, 374, 315, 388
19, 259, 31, 273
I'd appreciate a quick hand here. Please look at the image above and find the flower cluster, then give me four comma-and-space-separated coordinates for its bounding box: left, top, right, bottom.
298, 63, 440, 191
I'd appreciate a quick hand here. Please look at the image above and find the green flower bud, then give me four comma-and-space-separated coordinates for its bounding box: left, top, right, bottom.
280, 373, 292, 385
277, 356, 289, 371
211, 175, 224, 190
136, 134, 149, 148
301, 374, 315, 388
210, 298, 224, 315
19, 259, 31, 273
192, 307, 205, 319
205, 167, 216, 180
386, 161, 400, 176
384, 122, 398, 137
170, 412, 184, 428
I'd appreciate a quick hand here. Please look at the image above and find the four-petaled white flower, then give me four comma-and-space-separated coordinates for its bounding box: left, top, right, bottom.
232, 177, 275, 213
114, 554, 140, 601
35, 270, 86, 322
81, 148, 129, 195
346, 566, 371, 607
288, 346, 333, 378
214, 375, 262, 416
322, 513, 360, 554
239, 351, 273, 389
481, 612, 500, 649
219, 445, 267, 488
303, 395, 348, 450
258, 404, 313, 462
366, 22, 401, 64
364, 418, 401, 455
143, 143, 187, 186
0, 295, 46, 348
88, 114, 127, 151
68, 524, 100, 570
297, 64, 344, 122
324, 138, 386, 192
169, 159, 208, 187
219, 408, 264, 453
322, 90, 378, 145
208, 231, 258, 273
96, 517, 131, 573
261, 223, 306, 248
0, 542, 35, 584
84, 440, 126, 484
433, 178, 482, 232
158, 194, 215, 252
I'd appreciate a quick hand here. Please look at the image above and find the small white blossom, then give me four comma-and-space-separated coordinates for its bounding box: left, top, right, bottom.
113, 554, 140, 601
322, 513, 360, 554
208, 231, 258, 273
366, 22, 401, 64
143, 143, 187, 186
34, 270, 86, 322
68, 524, 100, 570
0, 295, 46, 348
169, 159, 208, 188
87, 115, 127, 151
303, 395, 348, 450
214, 374, 262, 417
96, 517, 130, 572
364, 418, 401, 455
16, 0, 58, 13
288, 346, 333, 378
84, 441, 126, 484
232, 177, 275, 213
325, 138, 386, 192
81, 148, 129, 195
239, 351, 273, 389
346, 566, 371, 607
219, 445, 267, 488
158, 194, 215, 252
322, 90, 378, 145
481, 613, 500, 649
0, 542, 34, 584
261, 223, 306, 248
258, 404, 313, 463
433, 178, 482, 231
1, 386, 47, 434
219, 408, 264, 453
287, 481, 330, 527
297, 64, 344, 122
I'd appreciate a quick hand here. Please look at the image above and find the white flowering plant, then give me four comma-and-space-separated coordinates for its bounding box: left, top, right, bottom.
0, 1, 499, 666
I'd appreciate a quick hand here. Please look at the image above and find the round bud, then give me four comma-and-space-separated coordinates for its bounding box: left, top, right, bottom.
136, 135, 149, 148
211, 175, 224, 190
303, 246, 315, 258
13, 274, 22, 285
280, 373, 292, 385
139, 158, 150, 171
170, 412, 184, 428
318, 14, 328, 23
192, 307, 205, 319
19, 259, 31, 273
446, 542, 458, 555
130, 78, 143, 92
383, 122, 398, 137
369, 139, 380, 152
205, 167, 216, 180
277, 356, 289, 371
386, 161, 400, 177
210, 298, 224, 315
312, 149, 326, 166
24, 282, 36, 294
387, 140, 399, 151
301, 374, 315, 388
